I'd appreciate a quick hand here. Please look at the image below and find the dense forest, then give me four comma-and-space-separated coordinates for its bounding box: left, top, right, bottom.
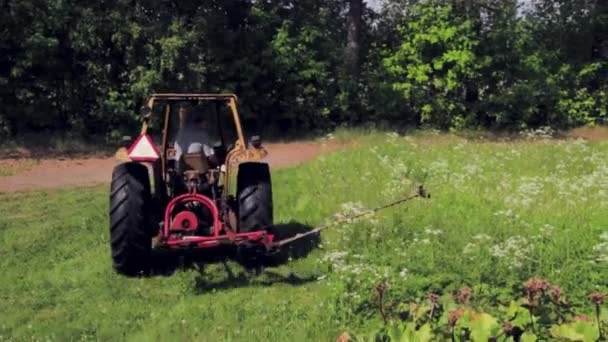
1, 0, 606, 141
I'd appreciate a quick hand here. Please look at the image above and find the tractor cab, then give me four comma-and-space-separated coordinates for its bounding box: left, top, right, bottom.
158, 98, 238, 197
127, 94, 266, 198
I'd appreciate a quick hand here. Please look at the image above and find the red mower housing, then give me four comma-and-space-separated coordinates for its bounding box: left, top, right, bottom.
162, 193, 273, 249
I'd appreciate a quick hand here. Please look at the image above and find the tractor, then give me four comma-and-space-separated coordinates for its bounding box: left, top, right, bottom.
110, 94, 273, 275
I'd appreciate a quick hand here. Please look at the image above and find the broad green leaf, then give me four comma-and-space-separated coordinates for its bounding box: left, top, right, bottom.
520, 332, 538, 342
387, 323, 405, 342
551, 323, 585, 341
414, 323, 433, 342
551, 321, 600, 342
468, 313, 500, 342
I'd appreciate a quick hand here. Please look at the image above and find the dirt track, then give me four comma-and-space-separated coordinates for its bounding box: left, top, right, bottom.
0, 141, 340, 193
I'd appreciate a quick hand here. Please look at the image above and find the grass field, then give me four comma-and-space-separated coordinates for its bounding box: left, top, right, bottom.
1, 132, 607, 341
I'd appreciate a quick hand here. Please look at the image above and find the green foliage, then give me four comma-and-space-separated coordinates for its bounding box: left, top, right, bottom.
374, 0, 608, 130
383, 2, 478, 128
551, 321, 600, 342
386, 322, 433, 342
1, 0, 607, 136
269, 19, 336, 129
349, 283, 604, 341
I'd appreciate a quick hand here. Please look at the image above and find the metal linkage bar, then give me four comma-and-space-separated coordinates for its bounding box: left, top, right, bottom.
268, 185, 430, 251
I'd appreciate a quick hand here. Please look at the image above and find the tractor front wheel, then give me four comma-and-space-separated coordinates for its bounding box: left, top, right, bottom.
237, 162, 273, 233
109, 162, 153, 276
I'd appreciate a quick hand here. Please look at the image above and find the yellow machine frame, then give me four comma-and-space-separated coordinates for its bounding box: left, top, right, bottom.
135, 93, 267, 196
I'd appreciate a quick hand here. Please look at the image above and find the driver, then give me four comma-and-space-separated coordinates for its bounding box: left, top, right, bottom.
174, 103, 216, 169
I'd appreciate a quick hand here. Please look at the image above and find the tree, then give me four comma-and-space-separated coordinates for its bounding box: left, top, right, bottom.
383, 2, 479, 128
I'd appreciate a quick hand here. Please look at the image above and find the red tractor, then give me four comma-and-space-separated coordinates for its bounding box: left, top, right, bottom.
110, 94, 273, 275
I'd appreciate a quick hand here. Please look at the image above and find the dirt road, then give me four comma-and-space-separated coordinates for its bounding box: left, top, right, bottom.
0, 140, 340, 193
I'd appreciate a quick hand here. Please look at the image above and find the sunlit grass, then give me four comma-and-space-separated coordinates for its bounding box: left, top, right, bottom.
0, 132, 607, 340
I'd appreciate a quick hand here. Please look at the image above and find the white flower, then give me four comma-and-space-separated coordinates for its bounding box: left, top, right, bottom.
519, 126, 554, 140
463, 242, 478, 254
539, 224, 555, 236
593, 241, 608, 263
489, 235, 533, 269
472, 234, 492, 241
424, 227, 443, 236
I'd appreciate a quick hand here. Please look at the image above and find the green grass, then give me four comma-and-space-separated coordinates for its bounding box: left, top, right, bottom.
1, 132, 607, 341
0, 160, 38, 176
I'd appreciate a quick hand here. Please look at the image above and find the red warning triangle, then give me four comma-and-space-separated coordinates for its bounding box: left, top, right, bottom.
127, 134, 161, 161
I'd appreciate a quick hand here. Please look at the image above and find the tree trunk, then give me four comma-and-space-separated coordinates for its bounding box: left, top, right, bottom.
345, 0, 363, 78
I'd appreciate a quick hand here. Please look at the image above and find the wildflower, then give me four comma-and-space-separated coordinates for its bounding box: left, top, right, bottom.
520, 126, 554, 140
424, 227, 443, 236
334, 202, 368, 221
336, 332, 351, 342
472, 234, 492, 241
592, 241, 608, 263
448, 308, 467, 327
453, 143, 466, 151
539, 224, 555, 236
428, 292, 440, 304
550, 286, 562, 302
503, 321, 513, 336
375, 280, 389, 323
463, 242, 477, 255
374, 280, 388, 303
589, 292, 606, 305
456, 287, 472, 305
524, 278, 550, 303
574, 315, 592, 322
490, 236, 533, 269
505, 177, 544, 207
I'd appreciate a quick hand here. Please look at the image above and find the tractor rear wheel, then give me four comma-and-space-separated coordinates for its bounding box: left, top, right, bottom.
237, 162, 273, 233
109, 162, 153, 276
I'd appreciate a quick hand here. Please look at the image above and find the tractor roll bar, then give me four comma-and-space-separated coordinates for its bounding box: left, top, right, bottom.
150, 93, 238, 101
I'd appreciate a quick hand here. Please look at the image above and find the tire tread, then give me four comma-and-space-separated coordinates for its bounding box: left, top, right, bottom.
109, 162, 152, 275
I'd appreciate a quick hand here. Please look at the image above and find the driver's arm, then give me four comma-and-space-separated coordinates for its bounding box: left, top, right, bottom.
200, 134, 219, 167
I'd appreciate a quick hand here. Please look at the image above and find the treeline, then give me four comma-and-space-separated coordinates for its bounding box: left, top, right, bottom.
1, 0, 606, 140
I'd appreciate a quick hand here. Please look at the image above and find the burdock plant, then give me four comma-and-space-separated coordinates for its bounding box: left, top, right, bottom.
589, 292, 606, 340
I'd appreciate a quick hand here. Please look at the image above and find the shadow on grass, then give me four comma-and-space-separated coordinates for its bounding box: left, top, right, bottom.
146, 221, 321, 290
193, 267, 319, 294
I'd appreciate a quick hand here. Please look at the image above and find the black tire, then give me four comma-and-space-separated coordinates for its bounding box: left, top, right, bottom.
109, 162, 153, 275
237, 162, 273, 233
